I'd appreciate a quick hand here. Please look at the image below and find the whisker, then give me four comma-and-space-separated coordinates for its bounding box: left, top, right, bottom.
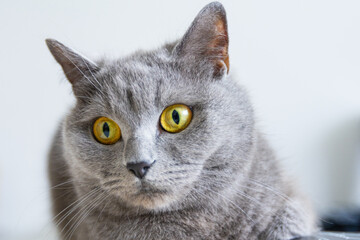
81, 57, 102, 89
65, 192, 109, 240
197, 185, 256, 224
94, 198, 111, 225
102, 179, 121, 187
55, 188, 101, 231
197, 176, 300, 225
49, 180, 75, 190
61, 189, 103, 239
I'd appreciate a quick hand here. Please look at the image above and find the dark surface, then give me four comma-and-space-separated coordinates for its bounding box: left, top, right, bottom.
296, 232, 360, 240
322, 209, 360, 232
294, 209, 360, 239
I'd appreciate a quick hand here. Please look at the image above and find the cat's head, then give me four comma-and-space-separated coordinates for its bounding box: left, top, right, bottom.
47, 2, 255, 211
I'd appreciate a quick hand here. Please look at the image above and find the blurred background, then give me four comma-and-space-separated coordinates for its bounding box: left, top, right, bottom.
0, 0, 359, 239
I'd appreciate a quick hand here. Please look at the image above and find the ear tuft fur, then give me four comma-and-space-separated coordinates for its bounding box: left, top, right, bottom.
174, 2, 229, 78
45, 38, 99, 84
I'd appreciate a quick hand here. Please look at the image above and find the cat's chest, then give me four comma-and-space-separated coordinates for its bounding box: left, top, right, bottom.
82, 210, 226, 240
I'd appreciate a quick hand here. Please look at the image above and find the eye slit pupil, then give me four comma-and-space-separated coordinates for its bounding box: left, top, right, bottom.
172, 110, 180, 125
103, 122, 110, 137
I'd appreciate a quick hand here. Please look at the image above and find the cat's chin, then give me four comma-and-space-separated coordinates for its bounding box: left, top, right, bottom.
121, 184, 181, 211
127, 192, 177, 210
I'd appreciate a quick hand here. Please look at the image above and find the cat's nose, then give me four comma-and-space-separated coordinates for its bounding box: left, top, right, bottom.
126, 161, 152, 179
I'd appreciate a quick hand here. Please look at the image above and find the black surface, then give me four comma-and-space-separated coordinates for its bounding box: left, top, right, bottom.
322, 209, 360, 232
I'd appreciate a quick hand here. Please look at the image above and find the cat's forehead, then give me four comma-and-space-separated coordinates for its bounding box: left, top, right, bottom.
93, 52, 211, 123
109, 51, 176, 85
111, 53, 206, 94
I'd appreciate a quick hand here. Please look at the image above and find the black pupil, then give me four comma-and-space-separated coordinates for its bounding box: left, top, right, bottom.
172, 110, 180, 124
103, 122, 110, 137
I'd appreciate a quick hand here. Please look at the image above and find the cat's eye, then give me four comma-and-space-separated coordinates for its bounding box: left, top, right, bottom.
160, 104, 192, 133
93, 117, 121, 144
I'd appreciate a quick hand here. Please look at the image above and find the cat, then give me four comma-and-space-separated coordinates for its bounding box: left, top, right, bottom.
46, 2, 317, 240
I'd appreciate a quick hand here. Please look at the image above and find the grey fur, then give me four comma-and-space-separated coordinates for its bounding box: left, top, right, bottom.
46, 2, 317, 240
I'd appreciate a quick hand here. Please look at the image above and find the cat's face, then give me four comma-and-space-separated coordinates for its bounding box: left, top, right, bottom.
47, 2, 255, 211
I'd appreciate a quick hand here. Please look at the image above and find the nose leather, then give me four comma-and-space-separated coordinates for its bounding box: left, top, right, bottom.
126, 161, 152, 179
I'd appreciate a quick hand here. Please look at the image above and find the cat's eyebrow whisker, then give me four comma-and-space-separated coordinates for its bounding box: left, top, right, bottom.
69, 115, 96, 125
81, 57, 102, 90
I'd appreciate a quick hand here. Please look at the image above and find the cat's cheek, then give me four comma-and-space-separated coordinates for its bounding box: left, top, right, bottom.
64, 136, 123, 179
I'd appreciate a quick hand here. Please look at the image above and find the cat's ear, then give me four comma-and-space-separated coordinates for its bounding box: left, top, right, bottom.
174, 2, 229, 78
45, 39, 99, 84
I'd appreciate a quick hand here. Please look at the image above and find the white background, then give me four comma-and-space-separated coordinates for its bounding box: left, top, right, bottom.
1, 0, 359, 239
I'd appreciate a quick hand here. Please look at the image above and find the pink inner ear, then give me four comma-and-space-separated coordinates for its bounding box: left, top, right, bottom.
223, 55, 230, 74
209, 18, 229, 75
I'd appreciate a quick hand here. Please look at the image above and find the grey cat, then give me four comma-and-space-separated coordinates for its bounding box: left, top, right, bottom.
46, 2, 317, 240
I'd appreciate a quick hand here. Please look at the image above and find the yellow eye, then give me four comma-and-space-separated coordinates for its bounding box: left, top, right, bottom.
93, 117, 121, 144
160, 104, 192, 133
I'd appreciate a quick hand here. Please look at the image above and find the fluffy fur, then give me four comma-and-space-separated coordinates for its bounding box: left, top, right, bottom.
47, 2, 317, 239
